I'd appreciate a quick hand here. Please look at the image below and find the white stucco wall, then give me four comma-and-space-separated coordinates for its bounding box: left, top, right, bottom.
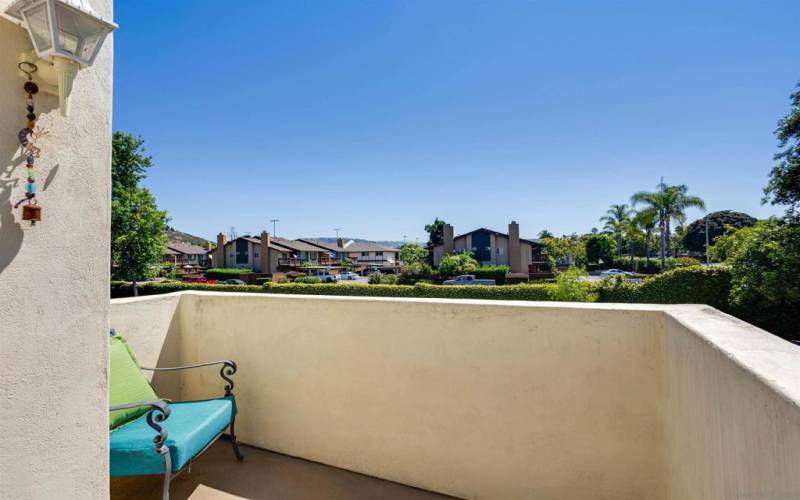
0, 1, 114, 497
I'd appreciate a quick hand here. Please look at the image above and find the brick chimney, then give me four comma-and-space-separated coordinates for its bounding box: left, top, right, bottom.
443, 224, 455, 255
337, 237, 344, 248
215, 233, 227, 268
260, 230, 271, 274
508, 221, 521, 273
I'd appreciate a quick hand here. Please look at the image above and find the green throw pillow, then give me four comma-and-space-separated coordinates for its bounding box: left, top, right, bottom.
109, 335, 159, 430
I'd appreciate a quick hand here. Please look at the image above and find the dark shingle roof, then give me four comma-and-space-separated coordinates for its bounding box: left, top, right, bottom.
167, 242, 209, 255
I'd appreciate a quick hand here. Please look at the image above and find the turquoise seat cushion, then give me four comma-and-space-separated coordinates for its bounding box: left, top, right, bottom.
110, 397, 236, 476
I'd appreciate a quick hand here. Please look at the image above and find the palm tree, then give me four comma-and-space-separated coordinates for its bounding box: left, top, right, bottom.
622, 217, 643, 270
599, 204, 633, 256
631, 182, 705, 269
633, 208, 658, 265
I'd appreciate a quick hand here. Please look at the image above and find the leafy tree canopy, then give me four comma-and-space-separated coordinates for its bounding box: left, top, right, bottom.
425, 217, 448, 246
585, 234, 615, 263
682, 210, 757, 253
438, 252, 478, 277
111, 132, 168, 281
714, 219, 800, 340
764, 82, 800, 219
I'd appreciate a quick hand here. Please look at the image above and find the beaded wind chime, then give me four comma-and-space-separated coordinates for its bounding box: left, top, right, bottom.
15, 61, 44, 224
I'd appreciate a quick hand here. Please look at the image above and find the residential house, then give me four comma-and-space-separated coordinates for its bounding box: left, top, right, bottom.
301, 239, 402, 273
213, 232, 340, 273
164, 241, 212, 268
432, 221, 547, 275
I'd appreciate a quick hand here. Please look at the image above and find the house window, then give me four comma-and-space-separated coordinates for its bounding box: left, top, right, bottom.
376, 251, 383, 257
361, 252, 368, 257
254, 252, 259, 258
497, 248, 504, 255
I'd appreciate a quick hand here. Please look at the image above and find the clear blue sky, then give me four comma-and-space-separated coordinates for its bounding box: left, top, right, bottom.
113, 1, 799, 242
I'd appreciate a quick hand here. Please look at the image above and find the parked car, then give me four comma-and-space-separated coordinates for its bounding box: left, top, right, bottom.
305, 270, 340, 283
219, 279, 246, 285
600, 269, 633, 277
443, 275, 496, 286
339, 272, 359, 280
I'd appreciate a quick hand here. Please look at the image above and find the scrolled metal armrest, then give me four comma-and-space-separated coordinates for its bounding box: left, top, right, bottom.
110, 400, 171, 453
140, 360, 238, 397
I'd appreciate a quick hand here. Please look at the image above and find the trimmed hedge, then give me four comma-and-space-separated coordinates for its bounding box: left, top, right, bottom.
205, 268, 252, 280
111, 280, 554, 301
111, 281, 262, 298
474, 265, 510, 285
594, 266, 732, 310
111, 267, 732, 310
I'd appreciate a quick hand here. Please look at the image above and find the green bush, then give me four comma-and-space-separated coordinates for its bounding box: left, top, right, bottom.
379, 273, 400, 285
474, 265, 509, 285
205, 268, 251, 280
667, 256, 702, 269
294, 276, 322, 284
255, 277, 271, 285
550, 267, 597, 302
595, 266, 732, 310
438, 253, 478, 278
367, 272, 382, 284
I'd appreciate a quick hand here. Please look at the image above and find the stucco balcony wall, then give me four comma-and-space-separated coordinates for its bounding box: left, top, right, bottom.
110, 292, 800, 500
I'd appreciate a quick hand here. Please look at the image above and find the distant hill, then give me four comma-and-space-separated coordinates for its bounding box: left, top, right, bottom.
310, 237, 404, 249
167, 228, 213, 249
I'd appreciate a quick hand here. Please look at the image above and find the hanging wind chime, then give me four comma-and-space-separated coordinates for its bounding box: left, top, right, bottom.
15, 61, 43, 224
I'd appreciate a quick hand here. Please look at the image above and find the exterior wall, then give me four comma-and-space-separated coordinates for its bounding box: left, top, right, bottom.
0, 1, 114, 497
495, 235, 509, 266
432, 245, 443, 266
662, 308, 800, 499
110, 294, 183, 401
520, 241, 533, 268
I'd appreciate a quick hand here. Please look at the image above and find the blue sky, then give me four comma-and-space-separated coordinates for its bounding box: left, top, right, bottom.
113, 1, 800, 242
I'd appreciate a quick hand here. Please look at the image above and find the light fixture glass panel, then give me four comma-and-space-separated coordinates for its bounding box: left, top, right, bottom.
22, 3, 53, 53
53, 2, 104, 63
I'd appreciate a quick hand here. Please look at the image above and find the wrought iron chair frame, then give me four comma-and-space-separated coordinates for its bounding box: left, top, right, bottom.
109, 360, 244, 500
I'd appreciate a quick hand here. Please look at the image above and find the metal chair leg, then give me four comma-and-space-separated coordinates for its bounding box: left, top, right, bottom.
161, 448, 172, 500
229, 416, 245, 461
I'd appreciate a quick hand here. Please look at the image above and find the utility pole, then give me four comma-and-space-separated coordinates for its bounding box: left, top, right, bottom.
659, 176, 666, 271
270, 219, 279, 237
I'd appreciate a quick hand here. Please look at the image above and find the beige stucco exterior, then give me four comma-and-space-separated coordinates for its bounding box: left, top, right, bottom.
0, 1, 114, 497
111, 293, 800, 499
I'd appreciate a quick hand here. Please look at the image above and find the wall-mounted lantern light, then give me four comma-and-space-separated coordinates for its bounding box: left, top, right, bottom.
3, 0, 117, 116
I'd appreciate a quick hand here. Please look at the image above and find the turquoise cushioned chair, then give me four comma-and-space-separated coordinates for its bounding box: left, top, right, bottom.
109, 331, 244, 500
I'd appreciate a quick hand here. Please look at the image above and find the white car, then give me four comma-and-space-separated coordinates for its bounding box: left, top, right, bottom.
600, 268, 633, 277
339, 272, 359, 280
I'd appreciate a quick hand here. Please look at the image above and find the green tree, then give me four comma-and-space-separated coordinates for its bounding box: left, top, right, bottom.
549, 267, 598, 302
541, 234, 586, 267
764, 82, 800, 219
538, 229, 554, 239
438, 252, 478, 277
111, 132, 168, 282
720, 219, 800, 340
425, 217, 448, 246
631, 182, 705, 269
682, 210, 756, 254
599, 204, 632, 256
400, 243, 431, 275
633, 209, 658, 264
585, 234, 614, 264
